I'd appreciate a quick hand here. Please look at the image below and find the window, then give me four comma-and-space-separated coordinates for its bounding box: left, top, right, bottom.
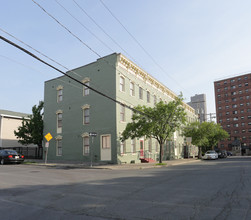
233, 111, 237, 114
56, 139, 62, 156
242, 123, 245, 126
234, 124, 239, 127
130, 82, 135, 96
82, 105, 90, 124
83, 81, 90, 96
233, 117, 238, 121
120, 104, 125, 122
148, 138, 152, 152
231, 79, 235, 83
231, 85, 236, 89
120, 141, 126, 154
217, 88, 221, 92
83, 136, 90, 155
231, 92, 237, 95
232, 104, 237, 108
239, 91, 243, 94
102, 135, 111, 149
245, 83, 249, 86
131, 139, 136, 153
120, 76, 125, 92
57, 89, 63, 102
154, 95, 157, 105
232, 98, 236, 102
56, 111, 63, 133
239, 84, 242, 87
155, 140, 158, 152
218, 106, 222, 110
139, 87, 143, 100
147, 91, 150, 103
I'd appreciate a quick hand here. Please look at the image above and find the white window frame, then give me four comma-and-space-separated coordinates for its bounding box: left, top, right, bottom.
120, 76, 125, 92
56, 110, 63, 134
83, 136, 90, 155
56, 137, 62, 156
120, 104, 125, 122
101, 134, 111, 149
130, 82, 135, 96
82, 105, 90, 125
139, 87, 143, 100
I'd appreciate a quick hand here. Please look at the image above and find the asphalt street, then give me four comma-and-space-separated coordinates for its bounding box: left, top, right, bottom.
0, 157, 251, 220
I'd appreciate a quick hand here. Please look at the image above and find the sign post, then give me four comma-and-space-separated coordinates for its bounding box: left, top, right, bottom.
44, 133, 53, 164
89, 132, 97, 167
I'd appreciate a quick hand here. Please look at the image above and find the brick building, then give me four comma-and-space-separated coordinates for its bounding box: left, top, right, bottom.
214, 73, 251, 155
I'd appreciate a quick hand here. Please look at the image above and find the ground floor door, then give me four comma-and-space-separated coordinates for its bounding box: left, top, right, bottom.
140, 140, 144, 157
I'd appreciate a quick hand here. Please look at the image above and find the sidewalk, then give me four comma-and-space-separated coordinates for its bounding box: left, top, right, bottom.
25, 158, 200, 170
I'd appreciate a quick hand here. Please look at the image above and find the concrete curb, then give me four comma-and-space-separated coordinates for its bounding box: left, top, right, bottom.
24, 158, 201, 170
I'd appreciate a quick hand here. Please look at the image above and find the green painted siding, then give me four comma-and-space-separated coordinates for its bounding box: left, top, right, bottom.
44, 53, 198, 164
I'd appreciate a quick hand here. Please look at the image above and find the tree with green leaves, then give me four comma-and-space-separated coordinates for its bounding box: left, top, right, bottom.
183, 121, 229, 158
14, 101, 44, 158
120, 95, 187, 163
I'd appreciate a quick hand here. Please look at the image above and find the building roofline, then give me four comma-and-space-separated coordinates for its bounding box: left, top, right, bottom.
214, 72, 251, 82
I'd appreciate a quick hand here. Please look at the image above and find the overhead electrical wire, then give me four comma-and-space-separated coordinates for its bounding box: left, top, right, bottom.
72, 0, 140, 66
0, 35, 152, 118
99, 0, 192, 96
54, 0, 113, 53
31, 0, 179, 104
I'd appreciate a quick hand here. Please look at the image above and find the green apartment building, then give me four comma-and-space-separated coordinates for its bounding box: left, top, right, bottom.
44, 53, 198, 164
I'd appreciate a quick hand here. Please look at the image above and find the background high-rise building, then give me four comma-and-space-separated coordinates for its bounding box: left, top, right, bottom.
214, 73, 251, 155
187, 94, 207, 123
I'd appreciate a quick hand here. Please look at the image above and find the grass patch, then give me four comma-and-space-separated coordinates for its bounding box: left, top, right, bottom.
23, 161, 37, 164
155, 163, 167, 166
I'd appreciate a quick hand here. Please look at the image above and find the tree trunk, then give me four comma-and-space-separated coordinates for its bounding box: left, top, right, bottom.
198, 146, 202, 159
159, 142, 163, 163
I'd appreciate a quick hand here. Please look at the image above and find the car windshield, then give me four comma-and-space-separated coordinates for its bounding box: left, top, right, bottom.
5, 150, 18, 155
206, 151, 215, 154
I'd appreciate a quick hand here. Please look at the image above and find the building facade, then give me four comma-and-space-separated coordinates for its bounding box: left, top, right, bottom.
214, 73, 251, 155
44, 53, 198, 164
0, 110, 28, 148
187, 94, 207, 123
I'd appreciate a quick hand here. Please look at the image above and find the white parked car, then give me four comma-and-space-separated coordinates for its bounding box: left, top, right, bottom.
203, 151, 218, 160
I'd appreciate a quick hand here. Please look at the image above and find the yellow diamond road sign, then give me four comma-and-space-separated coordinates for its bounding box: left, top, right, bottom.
45, 133, 53, 142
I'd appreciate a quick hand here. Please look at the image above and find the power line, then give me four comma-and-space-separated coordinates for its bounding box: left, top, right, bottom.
72, 0, 140, 65
0, 27, 177, 112
31, 0, 180, 105
0, 35, 148, 118
54, 0, 114, 53
99, 0, 192, 96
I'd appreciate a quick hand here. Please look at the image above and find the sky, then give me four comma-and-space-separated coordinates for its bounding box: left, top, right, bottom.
1, 0, 251, 117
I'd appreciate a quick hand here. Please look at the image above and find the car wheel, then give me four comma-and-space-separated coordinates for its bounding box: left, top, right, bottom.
0, 159, 4, 165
